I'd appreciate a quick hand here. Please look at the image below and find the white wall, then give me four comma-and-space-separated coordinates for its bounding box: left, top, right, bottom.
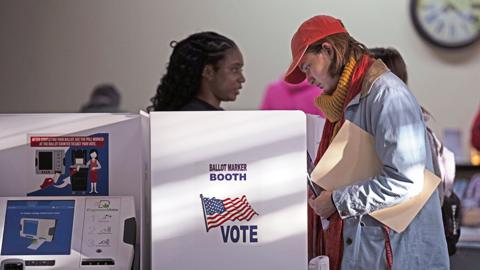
1, 0, 479, 160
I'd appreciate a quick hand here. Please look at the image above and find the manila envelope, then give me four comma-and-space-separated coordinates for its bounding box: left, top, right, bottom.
311, 120, 440, 233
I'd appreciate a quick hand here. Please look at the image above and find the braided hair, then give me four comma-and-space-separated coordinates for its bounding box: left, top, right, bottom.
148, 31, 237, 111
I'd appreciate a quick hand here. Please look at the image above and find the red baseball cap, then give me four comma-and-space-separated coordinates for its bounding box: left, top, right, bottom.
284, 15, 347, 84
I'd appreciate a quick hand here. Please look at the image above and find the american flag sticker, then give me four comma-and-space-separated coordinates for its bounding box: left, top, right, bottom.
200, 194, 259, 232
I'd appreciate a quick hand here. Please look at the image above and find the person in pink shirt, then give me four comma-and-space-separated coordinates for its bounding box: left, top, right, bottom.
260, 78, 325, 117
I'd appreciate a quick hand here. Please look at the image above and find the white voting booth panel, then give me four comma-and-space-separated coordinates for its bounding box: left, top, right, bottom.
0, 196, 135, 270
0, 114, 147, 270
150, 111, 308, 270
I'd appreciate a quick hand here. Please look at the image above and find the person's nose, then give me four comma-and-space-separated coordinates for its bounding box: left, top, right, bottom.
239, 72, 246, 83
305, 73, 315, 85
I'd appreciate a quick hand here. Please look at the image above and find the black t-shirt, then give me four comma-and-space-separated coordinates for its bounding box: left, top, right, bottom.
178, 98, 223, 111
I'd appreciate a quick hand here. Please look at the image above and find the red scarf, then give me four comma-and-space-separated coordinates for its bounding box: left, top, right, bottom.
311, 54, 374, 270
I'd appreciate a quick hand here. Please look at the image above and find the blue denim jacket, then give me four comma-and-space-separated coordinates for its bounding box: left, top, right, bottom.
332, 60, 449, 269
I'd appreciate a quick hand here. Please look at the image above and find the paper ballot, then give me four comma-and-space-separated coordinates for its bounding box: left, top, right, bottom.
311, 120, 440, 233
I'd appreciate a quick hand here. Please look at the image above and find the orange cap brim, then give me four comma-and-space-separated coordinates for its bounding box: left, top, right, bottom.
284, 46, 308, 84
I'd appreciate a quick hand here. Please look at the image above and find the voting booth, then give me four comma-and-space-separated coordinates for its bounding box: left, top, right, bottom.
0, 114, 148, 270
0, 111, 326, 269
150, 111, 309, 270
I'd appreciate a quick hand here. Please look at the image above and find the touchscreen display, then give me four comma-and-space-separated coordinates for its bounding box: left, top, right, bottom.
1, 200, 75, 255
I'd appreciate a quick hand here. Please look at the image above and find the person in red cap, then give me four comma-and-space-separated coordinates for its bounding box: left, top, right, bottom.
285, 15, 449, 269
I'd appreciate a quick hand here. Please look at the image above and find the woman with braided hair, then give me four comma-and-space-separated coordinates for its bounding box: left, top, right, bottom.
285, 16, 449, 269
148, 31, 245, 111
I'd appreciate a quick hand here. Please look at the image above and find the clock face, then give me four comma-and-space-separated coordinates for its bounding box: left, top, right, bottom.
410, 0, 480, 48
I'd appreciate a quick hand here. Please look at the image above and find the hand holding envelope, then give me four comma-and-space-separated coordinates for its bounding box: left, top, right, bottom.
308, 191, 336, 218
310, 120, 441, 233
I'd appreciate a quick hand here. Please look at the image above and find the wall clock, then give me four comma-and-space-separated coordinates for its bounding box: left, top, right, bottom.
410, 0, 480, 49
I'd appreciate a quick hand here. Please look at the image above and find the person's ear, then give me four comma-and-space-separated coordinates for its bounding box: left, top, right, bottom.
202, 64, 215, 80
321, 42, 334, 59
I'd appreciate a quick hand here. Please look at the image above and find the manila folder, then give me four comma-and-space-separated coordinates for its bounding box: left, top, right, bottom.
310, 120, 440, 232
